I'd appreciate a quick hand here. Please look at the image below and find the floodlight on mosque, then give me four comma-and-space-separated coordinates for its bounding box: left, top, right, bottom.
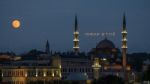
102, 58, 107, 61
92, 63, 101, 69
43, 72, 46, 77
59, 65, 61, 69
25, 73, 27, 77
1, 72, 3, 77
52, 73, 54, 77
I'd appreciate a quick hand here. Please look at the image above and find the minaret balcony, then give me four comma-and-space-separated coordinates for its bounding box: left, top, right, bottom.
121, 31, 127, 34
74, 32, 79, 34
122, 46, 128, 48
73, 39, 79, 41
73, 46, 80, 48
122, 39, 127, 41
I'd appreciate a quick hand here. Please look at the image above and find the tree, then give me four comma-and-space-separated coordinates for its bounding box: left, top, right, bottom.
93, 75, 124, 84
143, 66, 150, 81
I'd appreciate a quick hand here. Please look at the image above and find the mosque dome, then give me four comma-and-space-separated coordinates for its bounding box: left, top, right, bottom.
96, 38, 115, 49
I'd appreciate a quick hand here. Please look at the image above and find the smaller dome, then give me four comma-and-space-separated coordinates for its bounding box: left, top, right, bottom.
96, 38, 115, 49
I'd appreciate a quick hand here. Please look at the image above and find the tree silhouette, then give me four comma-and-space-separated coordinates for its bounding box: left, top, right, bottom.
93, 75, 124, 84
143, 66, 150, 81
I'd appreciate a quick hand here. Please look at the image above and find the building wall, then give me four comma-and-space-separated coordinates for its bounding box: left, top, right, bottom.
1, 67, 61, 84
61, 57, 94, 79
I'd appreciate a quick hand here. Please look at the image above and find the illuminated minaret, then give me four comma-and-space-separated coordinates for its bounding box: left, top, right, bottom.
122, 13, 127, 70
73, 15, 80, 53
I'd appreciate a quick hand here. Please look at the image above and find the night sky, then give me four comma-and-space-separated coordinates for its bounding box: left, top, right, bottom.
0, 0, 150, 54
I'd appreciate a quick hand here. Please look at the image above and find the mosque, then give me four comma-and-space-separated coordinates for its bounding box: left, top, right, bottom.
0, 14, 134, 84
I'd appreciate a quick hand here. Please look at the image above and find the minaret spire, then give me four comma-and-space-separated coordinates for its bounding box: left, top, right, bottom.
123, 13, 126, 30
73, 15, 80, 53
45, 40, 50, 54
75, 15, 78, 31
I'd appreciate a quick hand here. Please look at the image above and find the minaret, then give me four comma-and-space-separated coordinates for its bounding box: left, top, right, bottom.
121, 13, 128, 83
45, 40, 50, 54
92, 57, 101, 80
73, 15, 80, 53
122, 13, 127, 68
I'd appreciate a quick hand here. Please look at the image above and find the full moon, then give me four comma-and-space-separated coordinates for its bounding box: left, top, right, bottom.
12, 19, 20, 29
